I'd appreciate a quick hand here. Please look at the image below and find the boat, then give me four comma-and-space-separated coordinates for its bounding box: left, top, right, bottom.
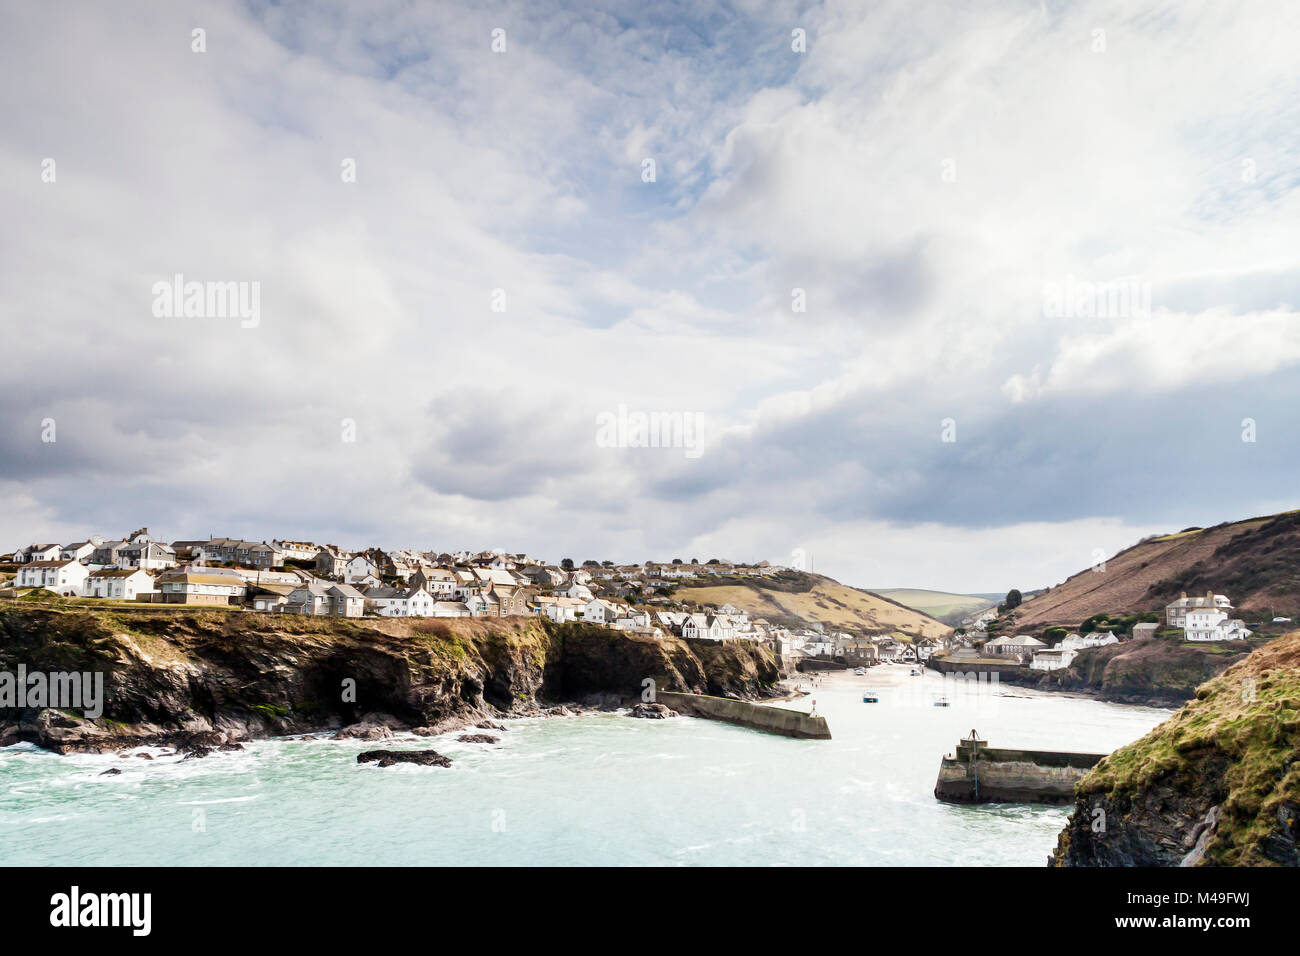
862, 691, 880, 703
933, 696, 950, 707
909, 668, 921, 676
853, 666, 866, 676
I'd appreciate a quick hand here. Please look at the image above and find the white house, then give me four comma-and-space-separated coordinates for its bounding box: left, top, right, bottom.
345, 555, 380, 585
16, 560, 90, 596
1165, 590, 1233, 627
366, 585, 435, 617
14, 543, 62, 564
1184, 608, 1251, 641
83, 568, 155, 601
1030, 646, 1079, 671
1060, 632, 1119, 651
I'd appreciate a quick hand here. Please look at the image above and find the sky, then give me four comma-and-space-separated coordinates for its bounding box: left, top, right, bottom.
2, 0, 1299, 594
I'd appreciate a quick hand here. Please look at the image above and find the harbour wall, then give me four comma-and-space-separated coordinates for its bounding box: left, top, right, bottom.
656, 691, 832, 740
934, 736, 1104, 804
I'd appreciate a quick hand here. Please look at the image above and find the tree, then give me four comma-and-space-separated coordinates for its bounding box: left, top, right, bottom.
1005, 588, 1022, 610
582, 560, 600, 568
707, 558, 721, 565
671, 558, 683, 564
560, 558, 574, 571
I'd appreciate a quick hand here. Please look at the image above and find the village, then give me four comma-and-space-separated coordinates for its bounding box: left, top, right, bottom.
2, 531, 1260, 675
1, 529, 945, 668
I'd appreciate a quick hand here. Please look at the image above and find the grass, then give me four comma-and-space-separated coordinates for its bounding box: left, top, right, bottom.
1079, 632, 1300, 864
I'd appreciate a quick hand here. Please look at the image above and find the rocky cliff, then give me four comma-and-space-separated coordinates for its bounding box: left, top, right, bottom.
0, 605, 781, 753
1052, 632, 1300, 866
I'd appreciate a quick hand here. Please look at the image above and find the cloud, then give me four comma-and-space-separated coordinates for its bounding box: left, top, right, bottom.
2, 0, 1299, 592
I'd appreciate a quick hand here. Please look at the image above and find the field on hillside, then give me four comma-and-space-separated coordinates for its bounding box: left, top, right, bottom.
1004, 510, 1300, 630
673, 573, 950, 640
870, 588, 998, 624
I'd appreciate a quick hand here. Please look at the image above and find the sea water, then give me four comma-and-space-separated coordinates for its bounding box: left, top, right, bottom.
0, 668, 1169, 866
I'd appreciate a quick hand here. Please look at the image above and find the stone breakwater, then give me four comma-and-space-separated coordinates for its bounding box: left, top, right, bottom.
933, 733, 1104, 804
655, 691, 831, 739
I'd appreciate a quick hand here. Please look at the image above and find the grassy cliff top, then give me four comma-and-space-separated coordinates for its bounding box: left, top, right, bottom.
1078, 631, 1300, 864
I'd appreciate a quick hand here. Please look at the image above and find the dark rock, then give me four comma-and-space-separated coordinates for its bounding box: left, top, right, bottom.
476, 721, 506, 731
357, 749, 452, 769
457, 733, 499, 744
333, 724, 393, 741
99, 768, 122, 776
629, 702, 677, 719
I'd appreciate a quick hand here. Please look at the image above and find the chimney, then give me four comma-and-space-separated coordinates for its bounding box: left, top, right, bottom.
1180, 591, 1187, 600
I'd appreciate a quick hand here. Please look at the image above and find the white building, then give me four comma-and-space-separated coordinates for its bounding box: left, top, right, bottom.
1060, 632, 1119, 651
16, 560, 90, 596
1030, 647, 1079, 671
83, 568, 156, 601
366, 585, 435, 617
1165, 590, 1233, 627
1184, 607, 1251, 641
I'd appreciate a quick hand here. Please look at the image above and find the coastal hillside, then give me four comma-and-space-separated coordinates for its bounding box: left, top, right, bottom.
1053, 631, 1300, 866
1003, 509, 1300, 630
0, 605, 781, 753
671, 571, 950, 640
870, 588, 999, 625
1014, 634, 1256, 707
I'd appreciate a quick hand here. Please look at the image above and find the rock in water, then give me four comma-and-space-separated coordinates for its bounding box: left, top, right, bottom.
629, 702, 677, 719
99, 768, 122, 776
357, 750, 452, 769
457, 733, 499, 744
333, 724, 393, 741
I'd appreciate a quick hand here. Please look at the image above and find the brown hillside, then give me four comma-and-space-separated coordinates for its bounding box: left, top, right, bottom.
672, 571, 950, 640
1008, 510, 1300, 630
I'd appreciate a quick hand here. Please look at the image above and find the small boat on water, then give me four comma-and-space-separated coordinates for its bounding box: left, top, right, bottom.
909, 668, 921, 676
933, 696, 950, 707
862, 691, 880, 703
853, 666, 866, 676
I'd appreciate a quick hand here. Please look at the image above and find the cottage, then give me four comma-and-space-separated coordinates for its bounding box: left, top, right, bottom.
155, 569, 246, 605
16, 559, 90, 596
314, 547, 350, 579
1030, 646, 1078, 671
15, 543, 63, 564
1060, 631, 1119, 651
83, 568, 155, 601
345, 555, 380, 585
282, 580, 364, 617
366, 585, 436, 618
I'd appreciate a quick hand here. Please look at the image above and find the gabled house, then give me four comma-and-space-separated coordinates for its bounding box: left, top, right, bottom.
16, 543, 63, 564
154, 568, 246, 605
366, 585, 436, 618
16, 559, 89, 595
83, 568, 156, 601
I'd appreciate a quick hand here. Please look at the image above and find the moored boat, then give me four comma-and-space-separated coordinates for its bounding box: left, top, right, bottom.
863, 691, 880, 703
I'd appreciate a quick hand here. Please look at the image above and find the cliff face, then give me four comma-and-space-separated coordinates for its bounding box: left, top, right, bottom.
0, 606, 781, 753
1022, 637, 1251, 707
1053, 633, 1300, 866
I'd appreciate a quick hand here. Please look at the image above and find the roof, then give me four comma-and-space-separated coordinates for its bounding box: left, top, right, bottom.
159, 572, 245, 587
89, 568, 149, 578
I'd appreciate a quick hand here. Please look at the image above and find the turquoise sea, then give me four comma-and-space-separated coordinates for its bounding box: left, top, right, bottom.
0, 668, 1169, 866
